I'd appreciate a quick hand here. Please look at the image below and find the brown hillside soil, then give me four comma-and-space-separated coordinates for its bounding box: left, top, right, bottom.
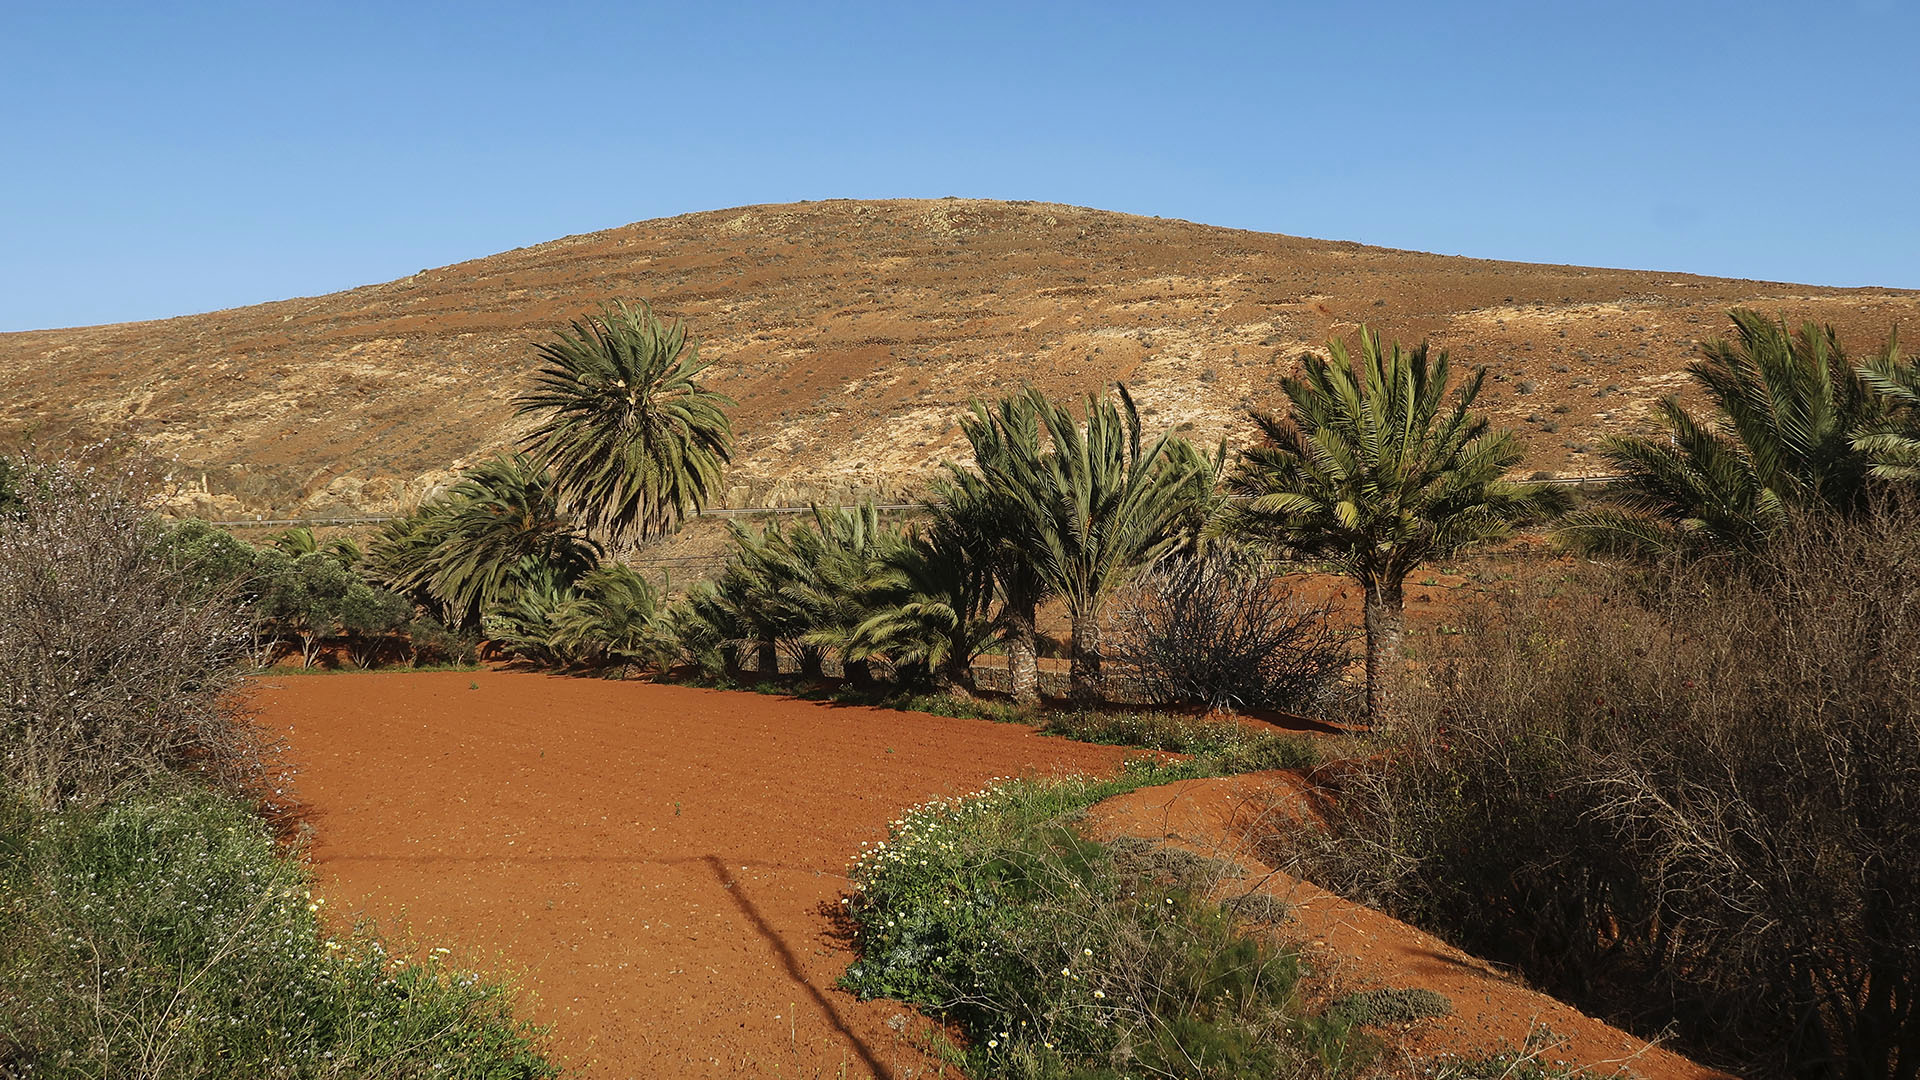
7, 198, 1916, 519
1085, 774, 1734, 1080
259, 671, 1136, 1079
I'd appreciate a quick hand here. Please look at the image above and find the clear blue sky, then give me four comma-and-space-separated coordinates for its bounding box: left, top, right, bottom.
3, 1, 1916, 331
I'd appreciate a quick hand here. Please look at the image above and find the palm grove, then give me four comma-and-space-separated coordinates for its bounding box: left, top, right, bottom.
188, 302, 1920, 723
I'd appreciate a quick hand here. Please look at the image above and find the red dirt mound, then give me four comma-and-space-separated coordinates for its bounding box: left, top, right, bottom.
259, 672, 1136, 1078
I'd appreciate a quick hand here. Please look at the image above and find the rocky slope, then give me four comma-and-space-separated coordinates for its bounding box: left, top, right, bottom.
4, 198, 1915, 519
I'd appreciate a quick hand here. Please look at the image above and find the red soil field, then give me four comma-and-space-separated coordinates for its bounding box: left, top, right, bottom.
259, 671, 1136, 1078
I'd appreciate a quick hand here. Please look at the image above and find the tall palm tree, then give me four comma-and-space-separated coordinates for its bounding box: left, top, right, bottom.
949, 393, 1053, 706
1559, 309, 1903, 558
1221, 328, 1567, 722
981, 385, 1205, 701
515, 300, 735, 543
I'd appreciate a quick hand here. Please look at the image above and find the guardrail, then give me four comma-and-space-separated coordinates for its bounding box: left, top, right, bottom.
202, 476, 1625, 529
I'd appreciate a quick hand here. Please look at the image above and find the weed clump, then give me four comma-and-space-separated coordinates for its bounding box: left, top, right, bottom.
1330, 987, 1451, 1026
840, 766, 1368, 1077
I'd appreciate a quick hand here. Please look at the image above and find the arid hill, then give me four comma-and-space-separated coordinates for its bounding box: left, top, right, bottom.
4, 197, 1916, 519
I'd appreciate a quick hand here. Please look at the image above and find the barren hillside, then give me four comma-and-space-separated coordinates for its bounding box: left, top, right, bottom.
5, 198, 1915, 519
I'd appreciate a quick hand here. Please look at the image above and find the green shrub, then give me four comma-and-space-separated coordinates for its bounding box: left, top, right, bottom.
1042, 710, 1325, 775
1329, 987, 1451, 1026
0, 784, 557, 1079
840, 766, 1367, 1078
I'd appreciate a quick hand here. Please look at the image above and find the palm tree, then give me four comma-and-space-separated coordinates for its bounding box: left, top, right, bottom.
515, 300, 735, 544
1851, 328, 1920, 481
367, 455, 600, 628
1559, 309, 1904, 558
948, 393, 1053, 706
270, 525, 362, 568
1221, 328, 1568, 722
980, 385, 1205, 701
787, 502, 904, 689
852, 511, 1001, 691
550, 564, 678, 677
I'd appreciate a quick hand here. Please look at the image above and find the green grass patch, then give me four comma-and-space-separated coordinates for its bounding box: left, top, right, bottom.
839, 763, 1372, 1078
0, 784, 558, 1078
1041, 709, 1326, 775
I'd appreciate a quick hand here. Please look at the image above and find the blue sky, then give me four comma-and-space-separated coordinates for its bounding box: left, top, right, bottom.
3, 1, 1915, 331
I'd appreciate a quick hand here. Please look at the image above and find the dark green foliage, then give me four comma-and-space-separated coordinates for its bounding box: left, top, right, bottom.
1560, 309, 1916, 558
404, 615, 479, 668
852, 511, 1002, 690
488, 562, 676, 676
949, 392, 1054, 705
1221, 327, 1567, 720
840, 769, 1368, 1079
367, 454, 600, 629
515, 300, 735, 541
0, 786, 558, 1079
252, 548, 410, 667
1854, 330, 1920, 479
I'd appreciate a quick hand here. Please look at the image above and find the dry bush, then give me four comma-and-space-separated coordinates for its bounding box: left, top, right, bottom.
0, 459, 259, 807
1268, 503, 1920, 1079
1106, 547, 1350, 713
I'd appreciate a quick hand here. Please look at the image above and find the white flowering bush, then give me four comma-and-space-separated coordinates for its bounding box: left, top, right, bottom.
0, 785, 557, 1078
840, 761, 1366, 1078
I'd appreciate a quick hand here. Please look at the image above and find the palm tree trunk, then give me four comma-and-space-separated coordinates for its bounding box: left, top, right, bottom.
799, 646, 824, 680
1006, 601, 1040, 708
1069, 609, 1103, 703
1361, 577, 1406, 726
756, 639, 778, 677
844, 656, 875, 689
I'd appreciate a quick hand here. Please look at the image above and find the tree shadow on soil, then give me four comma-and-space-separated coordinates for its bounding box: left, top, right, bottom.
701, 854, 900, 1080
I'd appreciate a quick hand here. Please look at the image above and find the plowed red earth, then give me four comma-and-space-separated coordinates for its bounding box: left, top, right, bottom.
259, 671, 1134, 1078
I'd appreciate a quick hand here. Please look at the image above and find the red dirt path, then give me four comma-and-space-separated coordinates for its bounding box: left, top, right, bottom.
259, 671, 1135, 1078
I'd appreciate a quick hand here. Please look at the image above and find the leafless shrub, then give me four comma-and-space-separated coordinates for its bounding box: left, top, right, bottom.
0, 458, 259, 807
1269, 502, 1920, 1079
1106, 546, 1349, 713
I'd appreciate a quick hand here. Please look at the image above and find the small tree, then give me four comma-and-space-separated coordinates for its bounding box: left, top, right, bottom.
1220, 328, 1567, 722
852, 512, 1001, 692
948, 393, 1053, 706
